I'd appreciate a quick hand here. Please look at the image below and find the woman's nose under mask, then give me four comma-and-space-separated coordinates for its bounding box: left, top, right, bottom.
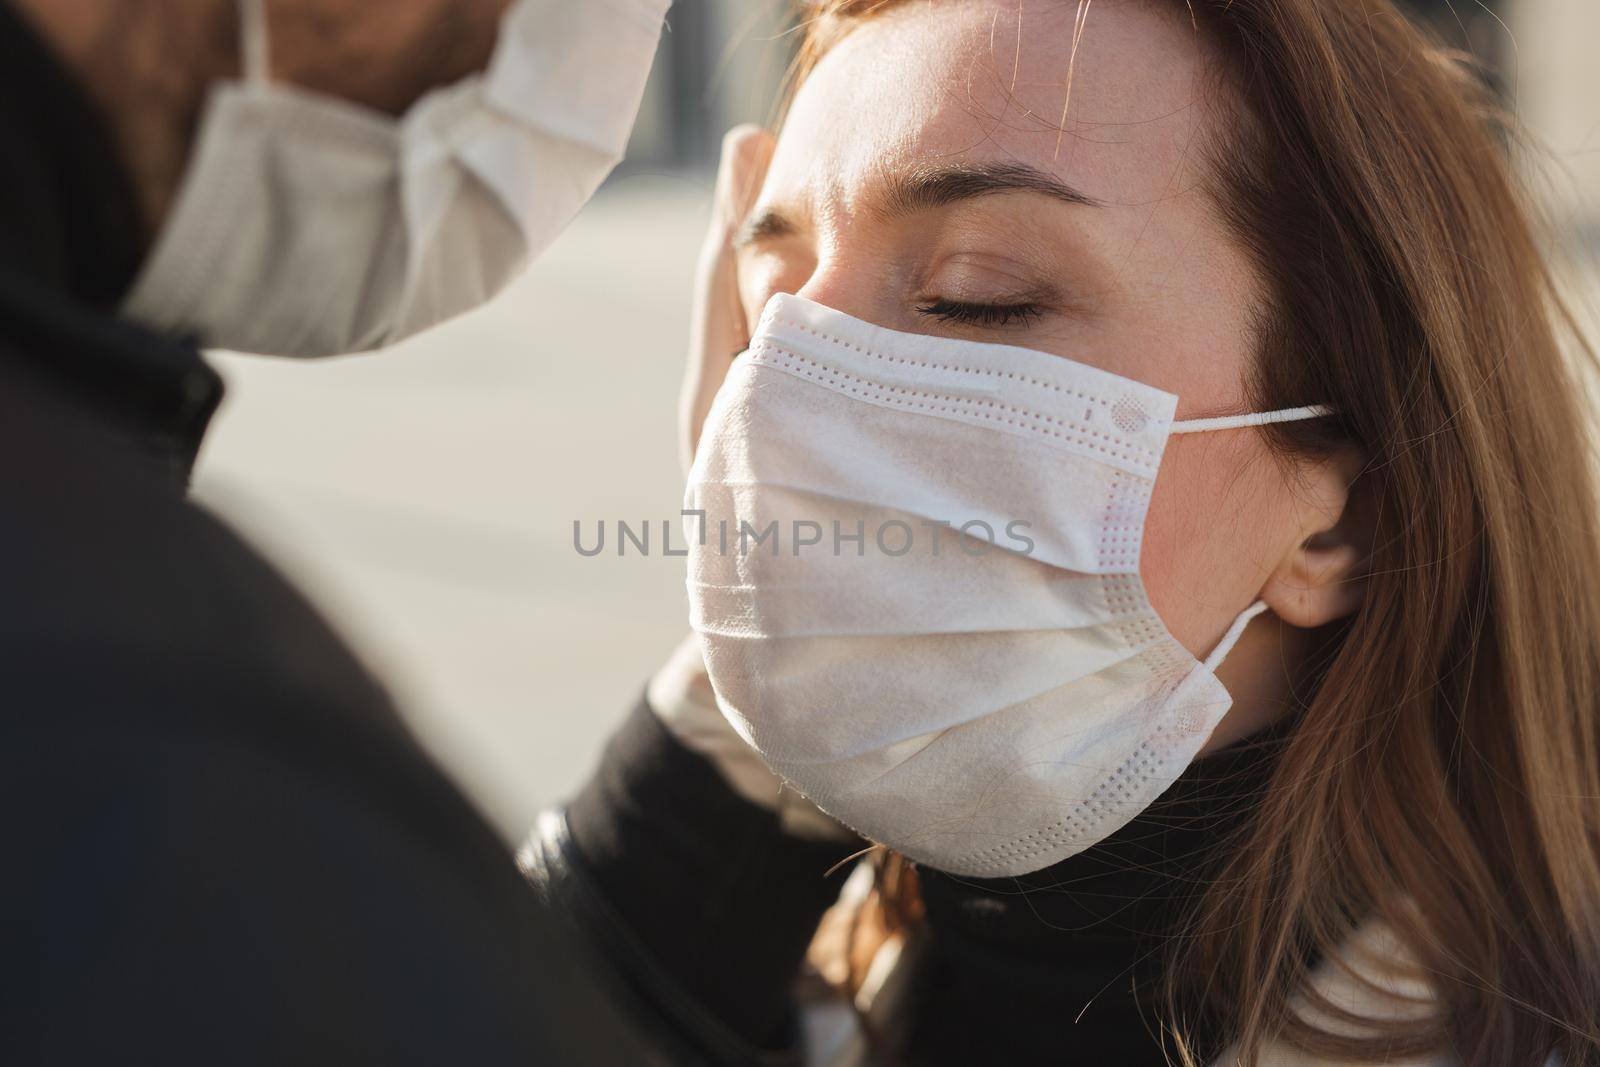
685, 293, 1332, 878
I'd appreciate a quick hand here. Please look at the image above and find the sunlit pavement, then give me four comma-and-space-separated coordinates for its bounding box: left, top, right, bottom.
194, 171, 716, 840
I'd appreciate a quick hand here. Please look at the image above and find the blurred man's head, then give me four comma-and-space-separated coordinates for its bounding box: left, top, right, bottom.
12, 0, 510, 240
9, 0, 659, 357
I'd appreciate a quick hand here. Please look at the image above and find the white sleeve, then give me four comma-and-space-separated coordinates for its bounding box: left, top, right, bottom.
485, 0, 672, 158
391, 0, 671, 341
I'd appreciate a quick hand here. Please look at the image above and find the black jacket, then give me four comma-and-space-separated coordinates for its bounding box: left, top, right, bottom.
532, 700, 1279, 1067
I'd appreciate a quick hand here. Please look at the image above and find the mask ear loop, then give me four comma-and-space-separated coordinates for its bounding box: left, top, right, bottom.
1202, 600, 1270, 673
1169, 403, 1335, 435
1171, 401, 1335, 671
238, 0, 271, 87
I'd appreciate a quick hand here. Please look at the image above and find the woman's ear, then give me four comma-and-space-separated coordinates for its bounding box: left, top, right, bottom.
1259, 444, 1374, 629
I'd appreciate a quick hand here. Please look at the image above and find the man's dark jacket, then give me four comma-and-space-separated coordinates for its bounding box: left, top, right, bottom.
0, 7, 664, 1064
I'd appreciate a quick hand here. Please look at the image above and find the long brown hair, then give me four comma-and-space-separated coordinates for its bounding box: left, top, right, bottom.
787, 1, 1600, 1063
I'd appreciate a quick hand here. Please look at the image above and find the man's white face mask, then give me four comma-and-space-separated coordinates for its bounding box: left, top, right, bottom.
122, 0, 666, 357
686, 294, 1334, 879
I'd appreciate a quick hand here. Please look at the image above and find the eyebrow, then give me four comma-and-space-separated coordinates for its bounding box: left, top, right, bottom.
733, 210, 796, 249
882, 161, 1103, 217
732, 161, 1101, 250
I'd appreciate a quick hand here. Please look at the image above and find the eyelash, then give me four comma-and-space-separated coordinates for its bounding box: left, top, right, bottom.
915, 298, 1045, 328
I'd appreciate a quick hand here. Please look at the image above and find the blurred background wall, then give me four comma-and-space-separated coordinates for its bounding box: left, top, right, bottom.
192, 0, 1599, 841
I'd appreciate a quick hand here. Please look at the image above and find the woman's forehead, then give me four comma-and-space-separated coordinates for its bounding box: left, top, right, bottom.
772, 0, 1219, 213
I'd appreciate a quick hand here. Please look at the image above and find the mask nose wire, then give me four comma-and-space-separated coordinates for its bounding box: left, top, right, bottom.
238, 0, 270, 87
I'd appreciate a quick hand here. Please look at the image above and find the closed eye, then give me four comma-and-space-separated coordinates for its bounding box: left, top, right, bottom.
915, 298, 1045, 328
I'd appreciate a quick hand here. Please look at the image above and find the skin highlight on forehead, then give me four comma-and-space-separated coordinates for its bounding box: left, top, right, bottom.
799, 0, 1221, 206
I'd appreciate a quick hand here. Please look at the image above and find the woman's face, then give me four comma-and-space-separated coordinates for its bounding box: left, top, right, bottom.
735, 0, 1349, 679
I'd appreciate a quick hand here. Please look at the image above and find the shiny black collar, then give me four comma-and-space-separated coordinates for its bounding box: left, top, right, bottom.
0, 268, 222, 485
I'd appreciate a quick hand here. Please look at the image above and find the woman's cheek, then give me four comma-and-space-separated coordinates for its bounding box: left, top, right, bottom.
1140, 437, 1279, 659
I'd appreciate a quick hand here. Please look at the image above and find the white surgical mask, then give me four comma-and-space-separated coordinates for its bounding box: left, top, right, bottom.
686, 293, 1333, 878
122, 0, 666, 357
